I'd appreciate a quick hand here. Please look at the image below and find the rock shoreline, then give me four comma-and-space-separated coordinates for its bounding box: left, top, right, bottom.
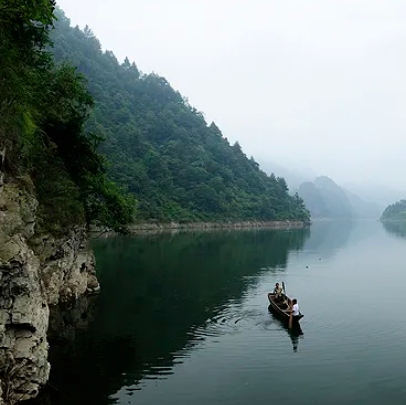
92, 220, 309, 236
132, 220, 306, 231
0, 181, 99, 404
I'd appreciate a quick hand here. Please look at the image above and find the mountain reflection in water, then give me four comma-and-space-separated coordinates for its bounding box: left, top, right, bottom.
32, 229, 309, 405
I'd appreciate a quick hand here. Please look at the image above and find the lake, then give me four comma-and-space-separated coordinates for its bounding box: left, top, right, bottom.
33, 220, 406, 405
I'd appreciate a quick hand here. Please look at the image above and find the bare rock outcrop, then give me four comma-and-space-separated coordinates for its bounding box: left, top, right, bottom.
0, 181, 99, 404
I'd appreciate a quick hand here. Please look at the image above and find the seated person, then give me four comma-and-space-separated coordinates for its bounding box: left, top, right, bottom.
273, 283, 283, 301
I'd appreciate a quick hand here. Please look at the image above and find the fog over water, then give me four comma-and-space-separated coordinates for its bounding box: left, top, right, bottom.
57, 0, 406, 193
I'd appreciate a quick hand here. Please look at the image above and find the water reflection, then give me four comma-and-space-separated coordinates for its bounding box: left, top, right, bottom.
382, 221, 406, 239
268, 306, 304, 352
32, 229, 309, 405
288, 325, 304, 353
303, 220, 354, 257
47, 295, 98, 343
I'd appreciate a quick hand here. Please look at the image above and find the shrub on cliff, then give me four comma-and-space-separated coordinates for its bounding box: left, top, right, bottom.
0, 0, 135, 233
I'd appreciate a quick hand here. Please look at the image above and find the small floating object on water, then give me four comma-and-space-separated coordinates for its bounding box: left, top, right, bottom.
306, 265, 309, 268
222, 318, 226, 323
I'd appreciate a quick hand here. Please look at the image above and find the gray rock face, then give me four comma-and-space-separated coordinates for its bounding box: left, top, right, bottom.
0, 182, 99, 404
32, 229, 100, 305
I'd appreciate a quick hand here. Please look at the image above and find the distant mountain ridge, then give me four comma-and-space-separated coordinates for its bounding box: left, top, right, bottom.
343, 182, 405, 209
256, 160, 314, 192
298, 176, 381, 219
343, 188, 383, 219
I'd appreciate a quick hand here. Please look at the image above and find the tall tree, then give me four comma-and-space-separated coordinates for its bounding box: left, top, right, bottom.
50, 8, 310, 224
0, 0, 135, 232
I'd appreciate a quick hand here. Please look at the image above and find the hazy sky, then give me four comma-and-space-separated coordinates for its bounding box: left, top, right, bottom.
58, 0, 406, 189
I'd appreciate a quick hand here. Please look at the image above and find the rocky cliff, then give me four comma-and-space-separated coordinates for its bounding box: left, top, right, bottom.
0, 173, 99, 404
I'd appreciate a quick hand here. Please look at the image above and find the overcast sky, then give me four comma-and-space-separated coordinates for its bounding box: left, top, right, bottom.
57, 0, 406, 190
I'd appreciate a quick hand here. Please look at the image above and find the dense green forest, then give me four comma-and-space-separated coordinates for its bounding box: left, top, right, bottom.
50, 9, 310, 223
381, 200, 406, 221
0, 0, 134, 233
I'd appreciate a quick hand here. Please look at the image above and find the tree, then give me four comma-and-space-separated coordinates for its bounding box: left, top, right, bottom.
48, 8, 310, 224
0, 0, 56, 146
0, 0, 136, 233
381, 200, 406, 221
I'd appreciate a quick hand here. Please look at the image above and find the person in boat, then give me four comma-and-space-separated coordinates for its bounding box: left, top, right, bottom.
290, 298, 300, 319
273, 283, 283, 301
273, 283, 283, 296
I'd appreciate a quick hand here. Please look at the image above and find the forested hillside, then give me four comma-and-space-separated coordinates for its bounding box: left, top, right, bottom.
0, 1, 134, 233
50, 9, 309, 223
381, 200, 406, 221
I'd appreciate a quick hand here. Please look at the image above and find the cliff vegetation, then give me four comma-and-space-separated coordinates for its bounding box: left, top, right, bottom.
0, 0, 135, 234
50, 9, 310, 224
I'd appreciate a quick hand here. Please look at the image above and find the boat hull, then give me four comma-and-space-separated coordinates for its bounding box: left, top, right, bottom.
267, 293, 304, 324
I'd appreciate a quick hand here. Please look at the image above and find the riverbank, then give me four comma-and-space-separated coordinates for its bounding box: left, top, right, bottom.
0, 183, 99, 404
91, 220, 309, 236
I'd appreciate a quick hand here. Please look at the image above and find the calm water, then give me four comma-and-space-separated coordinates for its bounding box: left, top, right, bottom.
34, 221, 406, 405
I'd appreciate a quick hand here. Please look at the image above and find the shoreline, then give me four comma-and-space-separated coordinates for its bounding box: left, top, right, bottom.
91, 220, 310, 236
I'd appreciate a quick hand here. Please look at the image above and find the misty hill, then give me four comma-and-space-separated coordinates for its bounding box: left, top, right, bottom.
342, 188, 382, 219
50, 10, 309, 223
343, 182, 405, 209
298, 176, 381, 219
299, 177, 353, 219
381, 200, 406, 221
255, 160, 312, 192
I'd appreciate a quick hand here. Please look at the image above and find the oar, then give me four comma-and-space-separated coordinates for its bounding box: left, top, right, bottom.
283, 282, 293, 328
282, 282, 289, 303
289, 303, 293, 328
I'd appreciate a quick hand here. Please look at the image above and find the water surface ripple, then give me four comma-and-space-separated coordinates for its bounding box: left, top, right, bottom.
33, 221, 406, 405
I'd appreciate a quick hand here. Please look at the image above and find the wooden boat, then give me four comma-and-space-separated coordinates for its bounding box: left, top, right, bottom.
267, 293, 304, 324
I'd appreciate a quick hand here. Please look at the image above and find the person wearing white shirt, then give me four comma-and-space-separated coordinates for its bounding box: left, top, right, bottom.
291, 299, 300, 317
